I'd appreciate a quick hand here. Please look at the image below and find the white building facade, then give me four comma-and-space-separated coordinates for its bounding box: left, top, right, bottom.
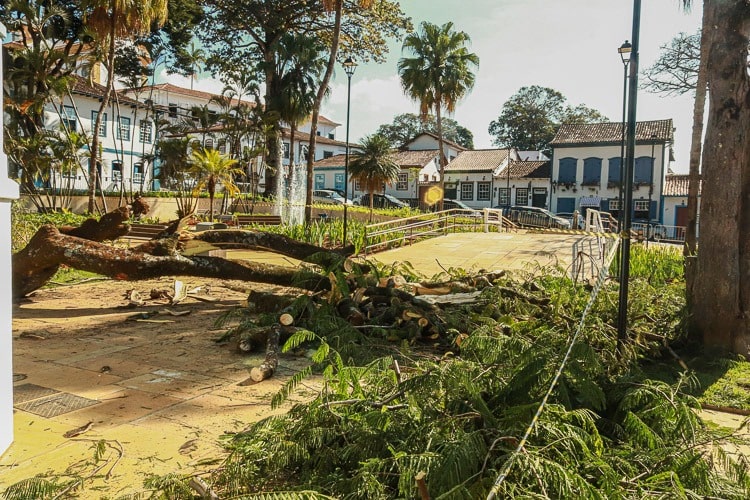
549, 120, 674, 222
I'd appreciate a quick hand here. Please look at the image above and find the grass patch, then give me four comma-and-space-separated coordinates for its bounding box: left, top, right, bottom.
45, 266, 105, 288
642, 354, 750, 410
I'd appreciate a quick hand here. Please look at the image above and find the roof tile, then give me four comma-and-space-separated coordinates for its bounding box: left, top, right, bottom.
663, 174, 700, 196
498, 160, 550, 179
444, 149, 511, 173
551, 119, 674, 145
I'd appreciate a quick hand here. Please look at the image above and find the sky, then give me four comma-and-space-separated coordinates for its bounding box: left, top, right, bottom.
165, 0, 702, 172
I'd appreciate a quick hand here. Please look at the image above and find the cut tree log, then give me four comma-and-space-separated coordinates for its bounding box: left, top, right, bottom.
249, 325, 282, 382
12, 226, 332, 298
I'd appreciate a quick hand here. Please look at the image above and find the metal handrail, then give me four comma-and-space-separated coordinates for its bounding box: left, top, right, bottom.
363, 207, 513, 254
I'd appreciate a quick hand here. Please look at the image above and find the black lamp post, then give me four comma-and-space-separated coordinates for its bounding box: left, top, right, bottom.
617, 0, 642, 353
617, 41, 632, 232
342, 56, 357, 246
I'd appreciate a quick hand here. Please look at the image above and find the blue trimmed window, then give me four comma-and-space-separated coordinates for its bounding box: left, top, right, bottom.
557, 157, 576, 184
582, 157, 602, 186
634, 156, 653, 185
334, 173, 345, 191
608, 157, 621, 186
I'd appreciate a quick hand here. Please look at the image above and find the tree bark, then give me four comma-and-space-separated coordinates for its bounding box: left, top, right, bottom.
249, 325, 281, 382
684, 1, 710, 318
12, 226, 334, 298
193, 229, 353, 261
691, 0, 750, 355
305, 0, 343, 223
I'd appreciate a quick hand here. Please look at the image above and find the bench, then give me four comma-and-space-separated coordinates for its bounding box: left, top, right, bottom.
236, 215, 283, 227
124, 223, 169, 241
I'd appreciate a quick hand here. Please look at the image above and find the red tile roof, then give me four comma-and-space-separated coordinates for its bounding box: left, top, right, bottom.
551, 119, 674, 146
663, 174, 700, 196
498, 160, 550, 179
391, 149, 439, 168
70, 75, 143, 107
312, 150, 438, 169
444, 149, 512, 173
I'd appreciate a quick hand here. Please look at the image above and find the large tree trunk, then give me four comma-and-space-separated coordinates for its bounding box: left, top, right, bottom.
435, 99, 446, 212
305, 0, 344, 223
684, 1, 709, 323
11, 207, 353, 298
691, 0, 750, 355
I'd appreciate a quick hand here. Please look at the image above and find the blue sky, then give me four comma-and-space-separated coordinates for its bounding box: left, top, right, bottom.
321, 0, 702, 171
170, 0, 702, 171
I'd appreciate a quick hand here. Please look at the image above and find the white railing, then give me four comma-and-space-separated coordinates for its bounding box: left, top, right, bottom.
362, 208, 513, 255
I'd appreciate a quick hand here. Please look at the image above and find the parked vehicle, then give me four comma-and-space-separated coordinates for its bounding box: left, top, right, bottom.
441, 199, 481, 217
353, 193, 409, 209
494, 205, 572, 229
556, 212, 584, 229
313, 189, 352, 205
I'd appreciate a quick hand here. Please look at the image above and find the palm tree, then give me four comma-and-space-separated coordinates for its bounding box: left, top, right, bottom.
348, 135, 400, 222
185, 41, 206, 90
190, 148, 244, 221
398, 21, 479, 211
84, 0, 168, 213
275, 34, 327, 170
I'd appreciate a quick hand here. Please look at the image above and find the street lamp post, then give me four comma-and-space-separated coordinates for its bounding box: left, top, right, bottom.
342, 56, 357, 246
617, 0, 642, 353
617, 41, 632, 233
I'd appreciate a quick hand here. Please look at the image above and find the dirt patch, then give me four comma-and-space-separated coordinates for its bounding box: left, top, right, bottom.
4, 277, 316, 496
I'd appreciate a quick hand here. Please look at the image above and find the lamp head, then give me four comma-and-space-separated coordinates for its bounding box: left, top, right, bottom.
343, 56, 358, 77
618, 40, 632, 65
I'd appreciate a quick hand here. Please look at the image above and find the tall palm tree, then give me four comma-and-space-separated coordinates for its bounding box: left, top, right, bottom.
348, 135, 400, 222
185, 41, 206, 90
190, 148, 243, 221
272, 34, 328, 215
84, 0, 168, 213
398, 21, 479, 211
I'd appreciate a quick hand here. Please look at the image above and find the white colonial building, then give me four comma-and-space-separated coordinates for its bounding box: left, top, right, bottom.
549, 119, 674, 222
38, 76, 157, 193
443, 149, 518, 208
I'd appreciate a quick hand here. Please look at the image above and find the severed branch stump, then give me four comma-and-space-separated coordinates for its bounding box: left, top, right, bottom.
249, 325, 282, 383
246, 314, 301, 383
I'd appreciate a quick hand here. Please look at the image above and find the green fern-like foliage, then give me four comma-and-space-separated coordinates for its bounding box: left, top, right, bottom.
202, 264, 750, 499
1, 477, 75, 500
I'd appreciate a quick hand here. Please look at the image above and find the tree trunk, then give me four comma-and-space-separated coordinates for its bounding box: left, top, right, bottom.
305, 0, 344, 223
684, 1, 709, 323
12, 226, 333, 298
88, 11, 119, 214
691, 0, 750, 355
435, 100, 446, 212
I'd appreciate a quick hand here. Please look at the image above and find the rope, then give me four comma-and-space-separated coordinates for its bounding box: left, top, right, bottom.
486, 238, 620, 500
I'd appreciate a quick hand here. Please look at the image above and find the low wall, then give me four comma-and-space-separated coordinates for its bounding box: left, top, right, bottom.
16, 195, 390, 223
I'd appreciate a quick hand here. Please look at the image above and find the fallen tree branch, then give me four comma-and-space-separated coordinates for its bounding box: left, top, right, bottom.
12, 226, 330, 298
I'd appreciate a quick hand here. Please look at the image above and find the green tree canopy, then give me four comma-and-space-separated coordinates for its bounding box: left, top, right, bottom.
488, 85, 608, 152
198, 0, 410, 197
374, 113, 474, 149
